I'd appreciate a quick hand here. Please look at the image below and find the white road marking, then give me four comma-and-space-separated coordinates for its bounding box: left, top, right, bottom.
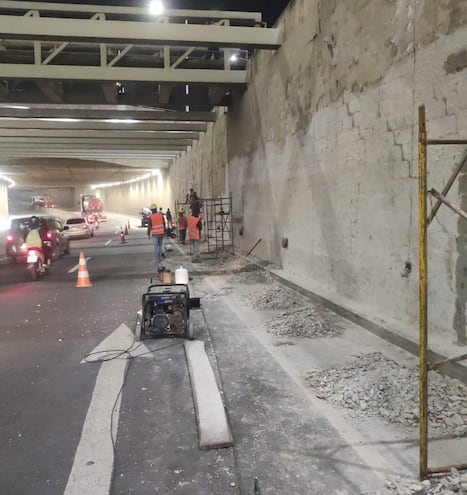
105, 239, 112, 246
66, 324, 150, 495
68, 257, 91, 273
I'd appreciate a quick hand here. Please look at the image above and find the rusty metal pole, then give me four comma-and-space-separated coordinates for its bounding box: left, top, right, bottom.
418, 105, 428, 480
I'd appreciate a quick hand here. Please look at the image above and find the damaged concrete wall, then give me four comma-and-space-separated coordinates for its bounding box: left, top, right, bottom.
169, 0, 467, 343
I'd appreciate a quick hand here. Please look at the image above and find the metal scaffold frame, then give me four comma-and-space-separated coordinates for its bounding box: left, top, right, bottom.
418, 105, 467, 479
175, 193, 233, 258
204, 194, 234, 257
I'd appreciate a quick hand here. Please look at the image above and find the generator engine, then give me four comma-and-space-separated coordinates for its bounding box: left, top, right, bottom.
141, 284, 194, 339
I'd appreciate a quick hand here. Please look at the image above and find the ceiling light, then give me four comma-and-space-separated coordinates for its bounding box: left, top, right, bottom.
149, 0, 164, 15
104, 119, 139, 124
3, 105, 30, 110
230, 54, 238, 62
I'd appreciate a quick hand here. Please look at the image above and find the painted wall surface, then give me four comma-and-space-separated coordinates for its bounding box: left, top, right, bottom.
167, 0, 467, 343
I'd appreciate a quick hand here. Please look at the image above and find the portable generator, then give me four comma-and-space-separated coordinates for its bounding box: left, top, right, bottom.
136, 283, 199, 341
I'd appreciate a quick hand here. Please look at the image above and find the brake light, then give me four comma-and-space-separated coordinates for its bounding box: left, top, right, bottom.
46, 230, 53, 240
6, 234, 13, 242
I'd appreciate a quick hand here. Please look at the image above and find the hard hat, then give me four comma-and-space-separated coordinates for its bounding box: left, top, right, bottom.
178, 207, 185, 213
150, 203, 157, 210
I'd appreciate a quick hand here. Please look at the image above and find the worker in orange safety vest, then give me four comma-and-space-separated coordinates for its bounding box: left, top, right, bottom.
187, 211, 202, 263
147, 203, 166, 263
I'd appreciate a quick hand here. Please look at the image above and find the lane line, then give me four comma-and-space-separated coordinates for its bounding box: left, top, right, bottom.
105, 239, 112, 246
63, 358, 127, 495
68, 257, 91, 273
65, 323, 139, 495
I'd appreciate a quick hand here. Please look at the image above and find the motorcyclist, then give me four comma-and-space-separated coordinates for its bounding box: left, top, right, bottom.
25, 216, 52, 268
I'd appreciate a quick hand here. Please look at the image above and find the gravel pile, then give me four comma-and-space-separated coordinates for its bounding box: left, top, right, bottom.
228, 268, 272, 285
386, 468, 467, 494
246, 282, 305, 311
305, 353, 467, 436
266, 306, 343, 339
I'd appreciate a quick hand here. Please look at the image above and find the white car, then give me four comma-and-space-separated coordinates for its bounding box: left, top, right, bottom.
63, 217, 93, 239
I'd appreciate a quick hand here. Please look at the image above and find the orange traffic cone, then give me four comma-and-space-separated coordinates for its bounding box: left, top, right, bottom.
76, 251, 93, 288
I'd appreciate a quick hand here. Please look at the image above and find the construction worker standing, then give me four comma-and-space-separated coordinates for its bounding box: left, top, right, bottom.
187, 211, 201, 262
177, 207, 188, 244
147, 203, 166, 263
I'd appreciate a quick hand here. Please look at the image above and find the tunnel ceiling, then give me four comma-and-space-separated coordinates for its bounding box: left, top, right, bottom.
0, 1, 281, 188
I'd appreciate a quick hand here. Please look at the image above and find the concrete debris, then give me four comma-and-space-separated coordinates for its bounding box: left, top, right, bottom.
385, 468, 467, 494
247, 282, 305, 310
305, 353, 467, 437
267, 307, 343, 339
228, 268, 273, 285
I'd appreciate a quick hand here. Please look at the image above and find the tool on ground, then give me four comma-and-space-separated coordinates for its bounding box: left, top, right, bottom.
76, 251, 93, 288
136, 283, 200, 341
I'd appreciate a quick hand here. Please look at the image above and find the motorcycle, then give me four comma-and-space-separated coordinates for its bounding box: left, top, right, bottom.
26, 247, 46, 280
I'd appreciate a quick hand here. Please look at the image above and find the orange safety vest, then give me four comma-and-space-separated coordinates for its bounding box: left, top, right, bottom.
187, 215, 200, 240
150, 212, 165, 235
177, 215, 187, 230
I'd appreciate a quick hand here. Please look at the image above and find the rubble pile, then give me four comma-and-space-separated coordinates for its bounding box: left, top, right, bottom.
228, 268, 272, 285
266, 307, 343, 339
247, 282, 305, 311
305, 353, 467, 436
386, 468, 467, 494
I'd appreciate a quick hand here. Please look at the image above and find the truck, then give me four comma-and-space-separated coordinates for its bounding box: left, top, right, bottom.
79, 194, 106, 222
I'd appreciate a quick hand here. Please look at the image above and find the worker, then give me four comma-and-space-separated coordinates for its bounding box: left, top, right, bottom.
177, 207, 188, 244
147, 203, 166, 263
166, 208, 173, 229
188, 211, 201, 262
190, 191, 202, 216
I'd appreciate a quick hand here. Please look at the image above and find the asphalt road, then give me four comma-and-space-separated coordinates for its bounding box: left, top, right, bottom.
0, 211, 389, 495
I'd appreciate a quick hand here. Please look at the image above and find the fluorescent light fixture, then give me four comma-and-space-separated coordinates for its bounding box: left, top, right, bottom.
149, 0, 164, 15
4, 105, 30, 110
40, 118, 81, 122
104, 119, 139, 124
91, 172, 155, 189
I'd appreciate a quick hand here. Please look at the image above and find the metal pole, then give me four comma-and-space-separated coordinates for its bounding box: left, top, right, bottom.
418, 105, 428, 480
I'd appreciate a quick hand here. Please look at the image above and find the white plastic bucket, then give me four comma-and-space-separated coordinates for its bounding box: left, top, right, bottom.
175, 265, 189, 284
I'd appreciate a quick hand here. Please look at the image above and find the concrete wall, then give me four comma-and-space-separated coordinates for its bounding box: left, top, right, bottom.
168, 0, 467, 343
94, 169, 173, 219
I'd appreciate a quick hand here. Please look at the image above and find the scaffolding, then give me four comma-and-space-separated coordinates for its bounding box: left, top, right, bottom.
418, 105, 467, 479
175, 193, 234, 257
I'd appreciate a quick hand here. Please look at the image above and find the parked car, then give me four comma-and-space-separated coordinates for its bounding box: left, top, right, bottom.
140, 207, 151, 227
63, 217, 93, 239
6, 215, 70, 263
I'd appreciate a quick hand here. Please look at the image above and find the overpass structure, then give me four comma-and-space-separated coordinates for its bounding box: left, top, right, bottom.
0, 1, 282, 187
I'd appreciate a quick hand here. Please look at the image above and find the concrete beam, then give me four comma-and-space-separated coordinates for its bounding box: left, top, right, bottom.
0, 138, 193, 146
0, 108, 216, 121
0, 63, 248, 85
0, 120, 208, 131
0, 129, 200, 139
0, 16, 281, 49
0, 2, 263, 23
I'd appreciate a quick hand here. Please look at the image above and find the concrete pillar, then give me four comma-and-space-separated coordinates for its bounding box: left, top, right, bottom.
0, 178, 10, 230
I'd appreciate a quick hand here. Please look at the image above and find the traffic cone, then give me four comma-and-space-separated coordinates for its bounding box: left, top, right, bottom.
127, 219, 130, 230
124, 224, 128, 236
76, 251, 93, 288
120, 228, 126, 244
